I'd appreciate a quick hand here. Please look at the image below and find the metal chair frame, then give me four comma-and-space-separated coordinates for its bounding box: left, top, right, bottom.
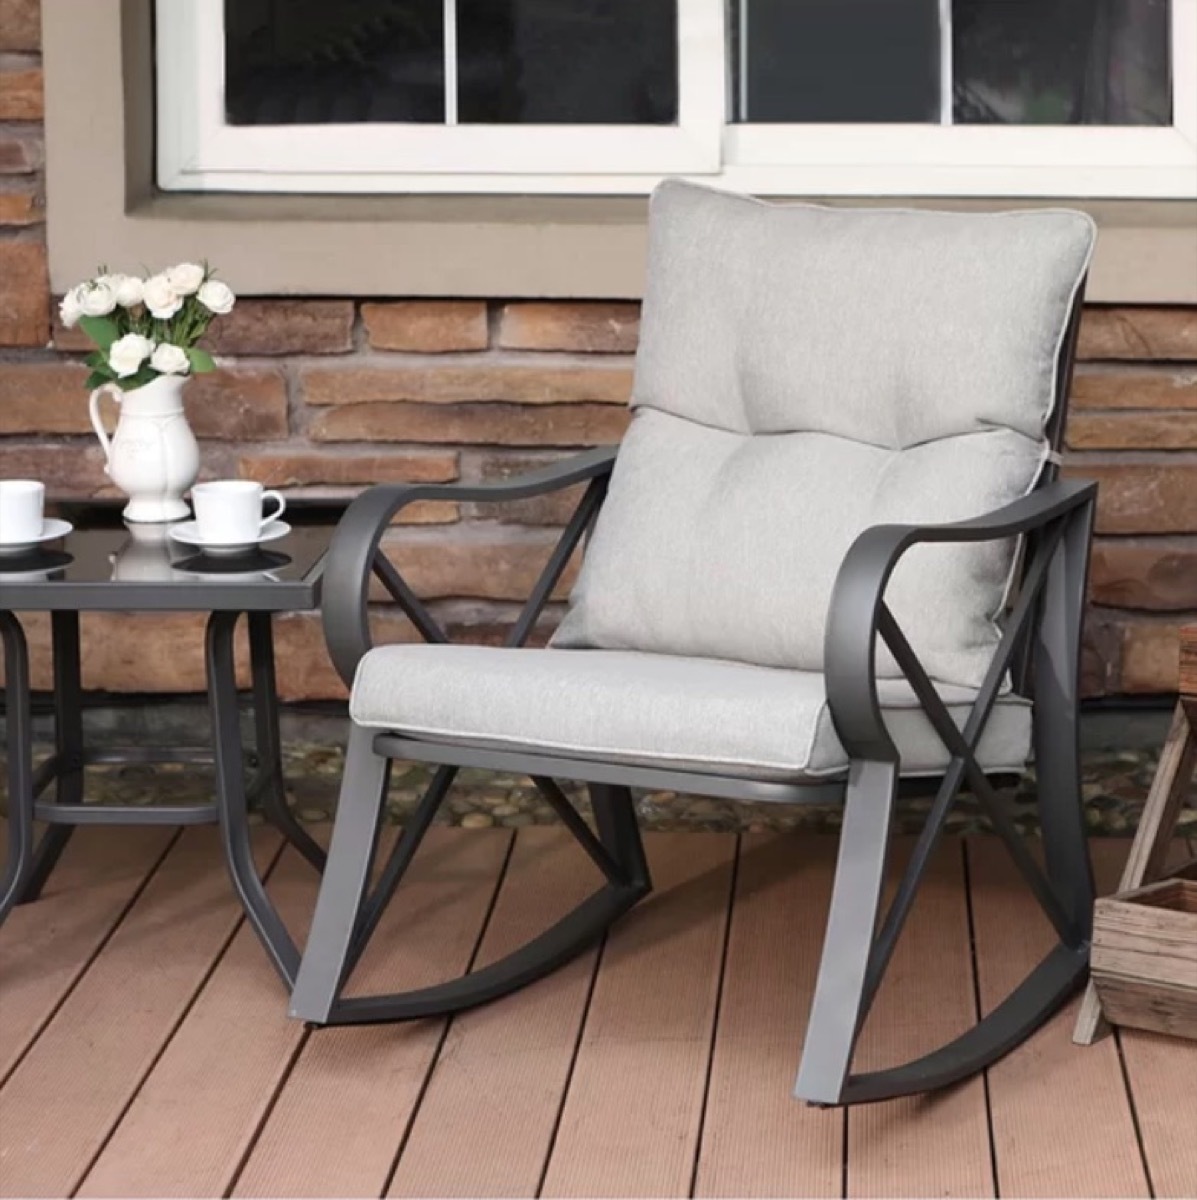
291, 293, 1098, 1106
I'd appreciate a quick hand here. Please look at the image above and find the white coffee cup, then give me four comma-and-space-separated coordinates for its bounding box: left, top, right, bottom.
0, 479, 46, 545
191, 481, 286, 545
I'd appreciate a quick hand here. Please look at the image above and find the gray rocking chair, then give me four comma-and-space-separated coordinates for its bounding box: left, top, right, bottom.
290, 182, 1099, 1107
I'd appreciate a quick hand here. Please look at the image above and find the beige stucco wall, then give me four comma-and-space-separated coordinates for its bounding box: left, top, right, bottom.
40, 0, 1197, 301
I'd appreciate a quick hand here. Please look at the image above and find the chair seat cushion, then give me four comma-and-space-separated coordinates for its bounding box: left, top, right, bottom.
350, 645, 1031, 784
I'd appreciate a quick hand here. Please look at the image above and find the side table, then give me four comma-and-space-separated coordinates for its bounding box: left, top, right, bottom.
0, 503, 334, 989
1073, 623, 1197, 1043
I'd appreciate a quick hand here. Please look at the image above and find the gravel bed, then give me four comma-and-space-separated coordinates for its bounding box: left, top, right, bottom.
3, 740, 1192, 838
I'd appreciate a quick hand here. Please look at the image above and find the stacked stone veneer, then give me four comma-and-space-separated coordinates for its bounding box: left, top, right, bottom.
2, 0, 1195, 700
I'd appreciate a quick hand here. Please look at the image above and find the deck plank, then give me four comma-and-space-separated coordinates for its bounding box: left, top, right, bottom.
847, 840, 994, 1199
1119, 1028, 1197, 1198
0, 824, 1180, 1199
0, 826, 174, 1080
971, 837, 1150, 1199
1117, 833, 1197, 1199
539, 831, 736, 1200
0, 826, 281, 1200
231, 827, 513, 1200
693, 834, 842, 1200
76, 842, 322, 1198
388, 827, 604, 1200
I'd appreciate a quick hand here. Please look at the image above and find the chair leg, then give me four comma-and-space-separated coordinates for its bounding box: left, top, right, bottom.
795, 754, 1091, 1107
290, 740, 652, 1027
794, 758, 898, 1106
591, 783, 651, 890
796, 502, 1098, 1106
289, 722, 389, 1023
1032, 501, 1096, 945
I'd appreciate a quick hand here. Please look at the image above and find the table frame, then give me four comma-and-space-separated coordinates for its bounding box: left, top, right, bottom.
0, 605, 324, 990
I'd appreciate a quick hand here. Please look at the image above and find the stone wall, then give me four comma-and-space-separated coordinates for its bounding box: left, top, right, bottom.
2, 1, 1195, 701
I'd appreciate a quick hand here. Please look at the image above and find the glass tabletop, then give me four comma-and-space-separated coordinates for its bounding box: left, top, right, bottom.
0, 503, 337, 613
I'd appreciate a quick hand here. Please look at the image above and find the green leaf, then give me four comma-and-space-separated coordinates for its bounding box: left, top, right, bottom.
79, 315, 121, 350
186, 347, 217, 374
84, 369, 113, 390
85, 350, 107, 369
123, 365, 159, 392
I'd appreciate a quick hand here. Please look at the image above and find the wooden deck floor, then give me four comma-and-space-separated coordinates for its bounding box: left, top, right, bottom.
1, 824, 1194, 1199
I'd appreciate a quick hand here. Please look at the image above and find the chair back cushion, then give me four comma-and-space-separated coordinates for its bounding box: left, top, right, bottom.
553, 182, 1095, 688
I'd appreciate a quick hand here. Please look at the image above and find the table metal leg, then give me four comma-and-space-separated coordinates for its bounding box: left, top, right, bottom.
205, 611, 301, 988
247, 612, 326, 871
0, 611, 35, 922
18, 612, 83, 902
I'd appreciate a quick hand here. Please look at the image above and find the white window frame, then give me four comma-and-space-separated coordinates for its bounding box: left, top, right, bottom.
158, 0, 1197, 198
157, 0, 726, 185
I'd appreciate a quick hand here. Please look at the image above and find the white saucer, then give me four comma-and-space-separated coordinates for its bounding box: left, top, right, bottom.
0, 518, 73, 556
179, 568, 282, 583
0, 566, 66, 582
167, 520, 291, 556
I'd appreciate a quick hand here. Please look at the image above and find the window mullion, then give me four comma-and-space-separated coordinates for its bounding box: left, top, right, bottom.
444, 0, 459, 126
939, 0, 953, 125
737, 1, 750, 122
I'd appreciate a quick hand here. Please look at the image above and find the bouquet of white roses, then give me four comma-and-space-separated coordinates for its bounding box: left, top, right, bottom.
60, 262, 236, 392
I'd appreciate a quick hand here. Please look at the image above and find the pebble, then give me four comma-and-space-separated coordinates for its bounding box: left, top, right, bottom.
2, 744, 1175, 837
460, 812, 495, 829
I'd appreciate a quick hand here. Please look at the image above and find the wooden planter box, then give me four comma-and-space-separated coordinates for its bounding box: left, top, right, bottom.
1091, 878, 1197, 1040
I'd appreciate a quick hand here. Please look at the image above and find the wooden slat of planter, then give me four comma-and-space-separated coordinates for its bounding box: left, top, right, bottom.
540, 832, 735, 1200
1093, 880, 1197, 1028
972, 838, 1149, 1199
847, 840, 994, 1200
1118, 834, 1197, 1200
388, 827, 603, 1200
692, 834, 842, 1200
1178, 624, 1197, 697
76, 842, 324, 1199
1075, 641, 1197, 1044
0, 826, 174, 1080
0, 827, 282, 1200
231, 828, 512, 1200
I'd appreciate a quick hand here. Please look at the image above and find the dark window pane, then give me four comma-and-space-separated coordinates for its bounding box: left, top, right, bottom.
954, 0, 1171, 125
733, 0, 941, 123
224, 0, 444, 125
456, 1, 677, 124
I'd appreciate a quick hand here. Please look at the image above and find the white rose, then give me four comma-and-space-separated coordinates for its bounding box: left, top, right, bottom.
196, 279, 235, 315
108, 333, 155, 378
80, 281, 117, 317
150, 342, 190, 375
109, 274, 145, 308
59, 286, 85, 329
143, 274, 183, 320
166, 262, 206, 295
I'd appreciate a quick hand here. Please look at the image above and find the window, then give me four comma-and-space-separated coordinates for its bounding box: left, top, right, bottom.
158, 0, 1196, 196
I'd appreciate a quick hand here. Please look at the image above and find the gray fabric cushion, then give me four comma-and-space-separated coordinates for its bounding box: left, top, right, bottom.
351, 645, 1032, 784
553, 182, 1095, 688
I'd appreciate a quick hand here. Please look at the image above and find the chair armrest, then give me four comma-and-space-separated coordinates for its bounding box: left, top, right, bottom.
824, 479, 1098, 761
321, 446, 618, 687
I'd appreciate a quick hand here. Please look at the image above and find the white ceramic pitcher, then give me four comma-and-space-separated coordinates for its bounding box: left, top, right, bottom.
89, 375, 200, 523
